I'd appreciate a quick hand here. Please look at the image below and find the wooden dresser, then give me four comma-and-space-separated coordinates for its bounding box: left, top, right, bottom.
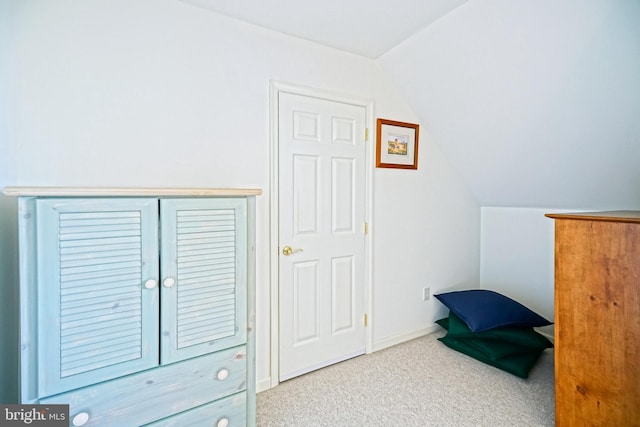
546, 211, 640, 426
4, 187, 261, 427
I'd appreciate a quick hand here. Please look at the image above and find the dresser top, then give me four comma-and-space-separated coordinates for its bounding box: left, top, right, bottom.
545, 210, 640, 223
3, 186, 262, 197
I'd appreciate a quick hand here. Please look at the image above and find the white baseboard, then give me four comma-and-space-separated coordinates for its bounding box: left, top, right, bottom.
371, 324, 441, 353
256, 377, 273, 393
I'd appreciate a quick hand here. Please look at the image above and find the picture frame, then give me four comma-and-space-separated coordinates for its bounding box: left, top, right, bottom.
375, 118, 420, 169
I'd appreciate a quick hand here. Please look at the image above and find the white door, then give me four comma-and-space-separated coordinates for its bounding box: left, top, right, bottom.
278, 92, 367, 381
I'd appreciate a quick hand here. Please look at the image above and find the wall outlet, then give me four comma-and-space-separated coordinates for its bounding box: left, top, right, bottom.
423, 287, 431, 301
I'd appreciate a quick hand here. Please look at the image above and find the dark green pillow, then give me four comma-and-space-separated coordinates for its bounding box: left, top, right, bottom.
460, 335, 539, 360
435, 317, 449, 330
446, 313, 553, 351
438, 336, 545, 378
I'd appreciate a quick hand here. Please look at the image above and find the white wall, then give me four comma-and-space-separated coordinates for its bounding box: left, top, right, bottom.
479, 208, 557, 337
378, 0, 640, 345
372, 96, 480, 348
0, 0, 479, 400
377, 0, 640, 209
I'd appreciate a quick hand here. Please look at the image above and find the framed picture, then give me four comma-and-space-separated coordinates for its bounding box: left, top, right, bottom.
375, 118, 419, 169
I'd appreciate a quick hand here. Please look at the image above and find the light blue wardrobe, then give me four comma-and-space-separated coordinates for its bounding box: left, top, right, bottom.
5, 187, 260, 427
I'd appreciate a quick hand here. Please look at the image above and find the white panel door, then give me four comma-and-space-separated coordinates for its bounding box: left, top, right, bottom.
279, 92, 366, 381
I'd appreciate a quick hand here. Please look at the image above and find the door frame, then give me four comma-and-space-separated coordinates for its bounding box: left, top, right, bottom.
268, 81, 374, 389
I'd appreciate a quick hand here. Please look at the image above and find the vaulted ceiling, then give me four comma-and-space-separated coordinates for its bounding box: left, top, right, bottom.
183, 0, 640, 210
180, 0, 469, 58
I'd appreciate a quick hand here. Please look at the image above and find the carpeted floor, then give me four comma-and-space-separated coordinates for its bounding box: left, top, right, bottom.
257, 330, 554, 427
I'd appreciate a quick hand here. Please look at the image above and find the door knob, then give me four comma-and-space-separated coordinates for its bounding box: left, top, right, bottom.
282, 246, 303, 256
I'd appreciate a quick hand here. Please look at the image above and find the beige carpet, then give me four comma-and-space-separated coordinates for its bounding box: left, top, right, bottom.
257, 330, 554, 426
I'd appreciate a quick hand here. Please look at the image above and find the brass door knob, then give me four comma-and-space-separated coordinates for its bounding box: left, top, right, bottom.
282, 246, 303, 256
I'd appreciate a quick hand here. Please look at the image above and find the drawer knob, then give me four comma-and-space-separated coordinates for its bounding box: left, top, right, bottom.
144, 279, 157, 289
163, 277, 176, 288
217, 418, 229, 427
216, 368, 229, 381
72, 412, 90, 426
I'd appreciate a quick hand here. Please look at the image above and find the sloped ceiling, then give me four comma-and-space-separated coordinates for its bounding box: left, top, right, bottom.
179, 0, 468, 58
183, 0, 640, 210
378, 0, 640, 209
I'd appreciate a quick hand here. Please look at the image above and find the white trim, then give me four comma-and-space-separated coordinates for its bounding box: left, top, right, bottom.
268, 80, 374, 390
268, 81, 280, 390
371, 325, 442, 353
256, 377, 272, 394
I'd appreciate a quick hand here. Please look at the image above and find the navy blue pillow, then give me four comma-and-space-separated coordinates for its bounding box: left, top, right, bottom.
434, 289, 552, 332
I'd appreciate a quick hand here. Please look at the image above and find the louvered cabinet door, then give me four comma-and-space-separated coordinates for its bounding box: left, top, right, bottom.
35, 198, 160, 397
159, 198, 248, 364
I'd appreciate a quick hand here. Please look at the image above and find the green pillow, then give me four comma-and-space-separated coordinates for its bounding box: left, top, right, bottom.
446, 313, 553, 351
438, 336, 545, 378
460, 335, 539, 360
435, 317, 449, 330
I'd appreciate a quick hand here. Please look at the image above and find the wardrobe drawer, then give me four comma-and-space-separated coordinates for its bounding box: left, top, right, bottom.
144, 392, 246, 427
40, 346, 247, 427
